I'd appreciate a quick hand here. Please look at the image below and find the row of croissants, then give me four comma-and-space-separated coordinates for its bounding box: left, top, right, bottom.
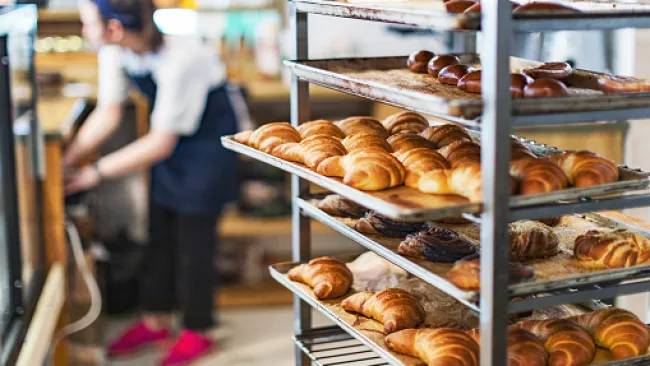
288, 257, 650, 366
233, 111, 620, 202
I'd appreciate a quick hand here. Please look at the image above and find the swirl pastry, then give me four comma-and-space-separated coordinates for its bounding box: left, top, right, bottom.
509, 220, 560, 261
420, 124, 472, 148
382, 111, 429, 135
387, 133, 437, 154
446, 256, 535, 291
548, 151, 619, 188
341, 288, 425, 334
574, 229, 650, 269
398, 226, 477, 262
248, 122, 301, 154
317, 194, 367, 219
296, 119, 345, 139
335, 117, 389, 138
288, 257, 353, 299
341, 133, 391, 153
354, 211, 426, 238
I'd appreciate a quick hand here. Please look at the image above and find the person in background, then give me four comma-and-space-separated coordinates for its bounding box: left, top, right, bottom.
64, 0, 240, 364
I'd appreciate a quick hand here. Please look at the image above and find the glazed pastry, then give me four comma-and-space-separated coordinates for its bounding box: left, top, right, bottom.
317, 148, 406, 190
296, 119, 345, 139
513, 319, 596, 366
342, 133, 392, 153
386, 328, 479, 366
445, 0, 477, 13
427, 55, 461, 78
394, 147, 450, 176
398, 226, 477, 262
317, 194, 367, 219
354, 211, 426, 237
438, 140, 482, 167
248, 122, 301, 154
523, 79, 570, 98
272, 135, 347, 170
382, 111, 429, 135
233, 130, 253, 145
288, 257, 353, 299
510, 138, 537, 161
458, 70, 482, 94
466, 327, 548, 366
514, 2, 581, 14
569, 308, 650, 360
509, 220, 560, 261
341, 288, 425, 334
548, 151, 619, 187
598, 74, 650, 94
510, 158, 569, 195
522, 62, 573, 81
420, 124, 472, 148
335, 117, 389, 138
387, 133, 436, 154
407, 50, 435, 74
446, 256, 535, 291
574, 229, 650, 269
439, 64, 473, 85
511, 73, 535, 98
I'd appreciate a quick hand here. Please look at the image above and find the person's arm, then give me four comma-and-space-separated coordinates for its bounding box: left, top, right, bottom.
63, 103, 122, 167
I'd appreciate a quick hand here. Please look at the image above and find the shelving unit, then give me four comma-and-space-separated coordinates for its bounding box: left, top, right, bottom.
222, 1, 650, 365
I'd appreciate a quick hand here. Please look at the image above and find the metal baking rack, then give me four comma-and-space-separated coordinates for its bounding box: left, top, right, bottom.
293, 327, 390, 366
219, 0, 650, 364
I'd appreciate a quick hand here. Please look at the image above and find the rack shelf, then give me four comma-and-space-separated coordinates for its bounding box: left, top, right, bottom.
293, 327, 390, 366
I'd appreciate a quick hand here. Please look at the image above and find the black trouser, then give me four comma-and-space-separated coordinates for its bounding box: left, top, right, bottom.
142, 203, 219, 330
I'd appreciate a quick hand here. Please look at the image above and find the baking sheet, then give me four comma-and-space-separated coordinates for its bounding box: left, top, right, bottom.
271, 255, 650, 365
284, 56, 650, 120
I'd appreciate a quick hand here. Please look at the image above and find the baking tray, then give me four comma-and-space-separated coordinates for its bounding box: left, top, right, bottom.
291, 0, 650, 32
272, 257, 650, 366
297, 198, 650, 302
221, 136, 649, 220
284, 55, 650, 121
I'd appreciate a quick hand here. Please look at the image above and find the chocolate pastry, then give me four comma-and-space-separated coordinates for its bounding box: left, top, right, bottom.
510, 73, 534, 98
438, 64, 473, 86
447, 254, 535, 291
514, 2, 581, 14
317, 194, 367, 219
398, 226, 478, 262
445, 0, 477, 13
354, 212, 426, 238
522, 62, 573, 80
458, 70, 482, 94
427, 55, 461, 78
407, 50, 435, 74
523, 79, 569, 98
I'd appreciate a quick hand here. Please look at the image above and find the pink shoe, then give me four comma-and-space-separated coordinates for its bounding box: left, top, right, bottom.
107, 321, 170, 357
160, 330, 214, 366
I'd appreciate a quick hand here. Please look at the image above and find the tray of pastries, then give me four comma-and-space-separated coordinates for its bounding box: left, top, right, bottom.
305, 195, 650, 300
270, 252, 650, 366
284, 55, 650, 120
291, 0, 650, 30
221, 112, 649, 220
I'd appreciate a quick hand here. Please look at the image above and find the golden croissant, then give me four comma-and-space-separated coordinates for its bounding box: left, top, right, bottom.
248, 122, 301, 154
510, 158, 569, 195
405, 163, 483, 202
387, 133, 436, 154
420, 124, 472, 148
386, 328, 479, 366
395, 147, 450, 176
342, 133, 392, 153
438, 140, 482, 167
382, 111, 429, 135
335, 116, 389, 138
287, 257, 353, 300
341, 288, 425, 334
548, 151, 619, 187
296, 119, 345, 139
272, 135, 347, 170
317, 148, 406, 191
466, 327, 548, 366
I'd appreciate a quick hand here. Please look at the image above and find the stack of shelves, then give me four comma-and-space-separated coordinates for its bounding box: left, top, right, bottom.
222, 0, 650, 365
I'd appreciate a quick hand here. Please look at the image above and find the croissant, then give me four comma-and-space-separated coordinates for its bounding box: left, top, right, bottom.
548, 151, 619, 187
398, 226, 477, 262
513, 319, 596, 366
446, 256, 535, 291
296, 119, 345, 139
248, 122, 301, 154
395, 148, 451, 184
233, 130, 253, 145
569, 308, 650, 360
510, 158, 569, 195
354, 211, 426, 237
405, 163, 483, 202
341, 288, 425, 334
342, 133, 392, 153
272, 135, 347, 170
382, 111, 429, 135
387, 133, 437, 154
438, 140, 482, 167
420, 124, 472, 148
466, 327, 548, 366
317, 194, 367, 218
287, 257, 353, 300
509, 220, 560, 261
386, 328, 479, 366
336, 117, 389, 138
317, 149, 406, 191
573, 229, 650, 269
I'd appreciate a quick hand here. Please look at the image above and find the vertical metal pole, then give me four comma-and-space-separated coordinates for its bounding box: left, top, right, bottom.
480, 0, 512, 365
290, 5, 311, 366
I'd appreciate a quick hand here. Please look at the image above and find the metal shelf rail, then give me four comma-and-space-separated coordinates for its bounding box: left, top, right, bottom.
293, 326, 390, 366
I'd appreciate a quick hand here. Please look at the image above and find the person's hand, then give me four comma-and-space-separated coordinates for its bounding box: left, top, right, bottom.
64, 165, 100, 195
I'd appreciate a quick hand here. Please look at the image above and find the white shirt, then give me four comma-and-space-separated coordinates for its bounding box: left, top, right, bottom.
97, 37, 227, 136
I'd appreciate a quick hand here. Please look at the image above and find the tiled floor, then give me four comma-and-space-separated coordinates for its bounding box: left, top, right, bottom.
106, 306, 330, 366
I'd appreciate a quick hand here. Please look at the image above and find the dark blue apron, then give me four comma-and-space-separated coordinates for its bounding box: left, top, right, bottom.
128, 73, 239, 214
